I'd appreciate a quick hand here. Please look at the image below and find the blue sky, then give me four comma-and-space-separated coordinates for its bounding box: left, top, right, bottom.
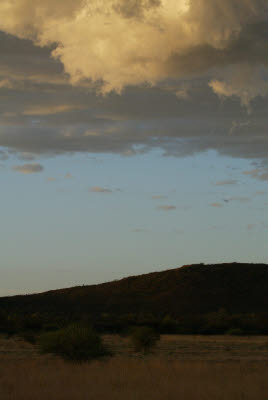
1, 149, 267, 295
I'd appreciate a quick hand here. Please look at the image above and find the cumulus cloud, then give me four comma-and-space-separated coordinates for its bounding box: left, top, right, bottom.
12, 163, 44, 174
0, 0, 268, 98
209, 65, 268, 111
157, 205, 176, 211
0, 1, 268, 161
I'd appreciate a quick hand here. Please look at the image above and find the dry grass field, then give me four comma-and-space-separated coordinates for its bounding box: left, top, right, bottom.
104, 334, 268, 361
0, 334, 268, 399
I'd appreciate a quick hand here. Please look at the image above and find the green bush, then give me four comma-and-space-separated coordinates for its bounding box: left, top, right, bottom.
38, 324, 109, 361
130, 326, 160, 353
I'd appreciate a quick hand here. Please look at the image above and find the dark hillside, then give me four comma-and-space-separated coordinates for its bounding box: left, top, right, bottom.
0, 263, 267, 319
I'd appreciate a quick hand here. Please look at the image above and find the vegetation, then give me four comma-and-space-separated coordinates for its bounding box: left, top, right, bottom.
1, 332, 268, 399
39, 324, 109, 361
129, 326, 160, 353
1, 357, 268, 400
1, 264, 268, 336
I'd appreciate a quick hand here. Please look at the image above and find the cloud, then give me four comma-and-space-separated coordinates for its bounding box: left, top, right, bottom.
1, 0, 268, 98
243, 168, 268, 181
213, 179, 238, 186
0, 2, 268, 162
47, 177, 57, 182
0, 150, 9, 161
17, 152, 35, 161
12, 163, 44, 174
152, 195, 168, 200
255, 191, 266, 195
65, 173, 73, 179
157, 205, 176, 211
210, 202, 223, 208
209, 65, 268, 111
23, 104, 85, 116
259, 172, 268, 181
131, 228, 148, 233
225, 196, 251, 203
223, 196, 251, 204
89, 186, 113, 193
247, 223, 256, 230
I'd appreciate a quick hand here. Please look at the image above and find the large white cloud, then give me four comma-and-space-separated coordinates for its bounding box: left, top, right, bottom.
0, 0, 268, 100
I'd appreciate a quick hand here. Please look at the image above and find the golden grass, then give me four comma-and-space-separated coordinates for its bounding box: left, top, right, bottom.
0, 335, 268, 399
103, 334, 268, 360
0, 358, 268, 400
1, 334, 268, 361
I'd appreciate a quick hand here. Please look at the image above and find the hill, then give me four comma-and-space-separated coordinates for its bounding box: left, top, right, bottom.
1, 263, 268, 334
0, 262, 268, 315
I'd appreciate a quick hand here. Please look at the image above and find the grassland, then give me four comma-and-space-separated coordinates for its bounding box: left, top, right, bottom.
0, 334, 268, 399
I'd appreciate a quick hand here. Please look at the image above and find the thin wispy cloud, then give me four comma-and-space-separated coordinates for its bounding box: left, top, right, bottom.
89, 186, 113, 193
243, 169, 268, 181
12, 163, 44, 174
17, 152, 35, 161
213, 180, 238, 186
210, 203, 223, 208
255, 191, 266, 196
247, 224, 256, 230
0, 150, 9, 161
223, 196, 251, 204
152, 195, 168, 200
47, 177, 57, 182
157, 205, 176, 211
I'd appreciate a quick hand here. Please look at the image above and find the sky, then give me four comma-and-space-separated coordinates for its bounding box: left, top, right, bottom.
0, 0, 268, 295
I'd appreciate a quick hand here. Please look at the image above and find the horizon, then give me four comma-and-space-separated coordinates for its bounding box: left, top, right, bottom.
1, 261, 268, 298
0, 0, 268, 296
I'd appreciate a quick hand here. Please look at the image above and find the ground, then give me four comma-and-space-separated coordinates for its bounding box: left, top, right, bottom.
0, 334, 268, 399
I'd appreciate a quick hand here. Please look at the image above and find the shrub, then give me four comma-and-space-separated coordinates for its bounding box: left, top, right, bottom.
20, 331, 37, 344
38, 324, 109, 362
226, 328, 244, 336
130, 326, 160, 353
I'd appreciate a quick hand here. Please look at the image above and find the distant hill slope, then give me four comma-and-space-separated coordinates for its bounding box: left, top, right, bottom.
0, 263, 268, 318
